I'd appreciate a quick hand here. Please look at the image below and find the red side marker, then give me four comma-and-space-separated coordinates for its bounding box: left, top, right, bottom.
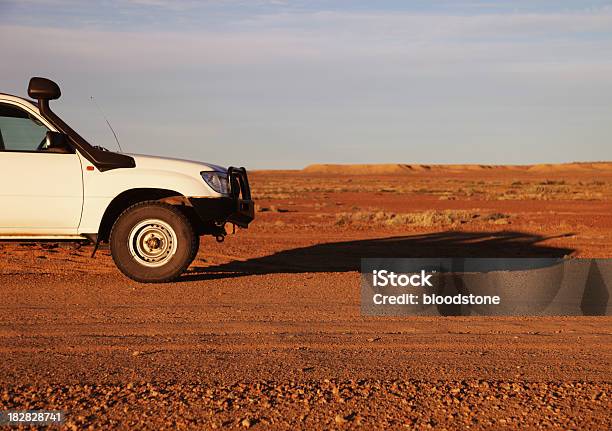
87, 166, 95, 171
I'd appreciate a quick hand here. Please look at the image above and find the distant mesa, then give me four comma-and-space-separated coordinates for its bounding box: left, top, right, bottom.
527, 162, 612, 172
303, 164, 422, 175
302, 162, 612, 175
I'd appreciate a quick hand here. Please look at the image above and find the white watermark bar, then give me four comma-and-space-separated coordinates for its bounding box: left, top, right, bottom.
361, 258, 612, 316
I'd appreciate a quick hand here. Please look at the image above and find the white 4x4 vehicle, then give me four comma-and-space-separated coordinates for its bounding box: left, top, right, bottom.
0, 77, 254, 282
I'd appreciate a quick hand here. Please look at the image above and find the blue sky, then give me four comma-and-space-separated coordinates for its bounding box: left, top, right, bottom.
1, 0, 611, 168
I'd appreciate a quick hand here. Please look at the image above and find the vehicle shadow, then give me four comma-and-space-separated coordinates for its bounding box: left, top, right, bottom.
180, 230, 574, 281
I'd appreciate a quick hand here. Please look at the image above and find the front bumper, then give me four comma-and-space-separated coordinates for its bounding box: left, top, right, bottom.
189, 167, 255, 229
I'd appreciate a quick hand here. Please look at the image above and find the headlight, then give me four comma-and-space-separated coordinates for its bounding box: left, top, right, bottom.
201, 171, 230, 195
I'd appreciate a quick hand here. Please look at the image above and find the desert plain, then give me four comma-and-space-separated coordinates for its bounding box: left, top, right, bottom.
1, 163, 611, 429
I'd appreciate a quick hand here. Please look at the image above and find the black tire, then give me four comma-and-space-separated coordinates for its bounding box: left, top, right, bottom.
109, 201, 199, 283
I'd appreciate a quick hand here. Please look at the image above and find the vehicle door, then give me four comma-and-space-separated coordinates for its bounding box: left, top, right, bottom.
0, 101, 83, 235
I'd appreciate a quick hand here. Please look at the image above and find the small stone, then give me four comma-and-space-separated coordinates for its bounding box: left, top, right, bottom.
335, 414, 348, 425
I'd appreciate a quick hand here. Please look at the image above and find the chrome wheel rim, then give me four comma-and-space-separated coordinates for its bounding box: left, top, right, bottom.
128, 219, 178, 267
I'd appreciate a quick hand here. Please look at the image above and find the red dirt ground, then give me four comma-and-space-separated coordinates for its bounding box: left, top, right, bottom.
1, 166, 611, 429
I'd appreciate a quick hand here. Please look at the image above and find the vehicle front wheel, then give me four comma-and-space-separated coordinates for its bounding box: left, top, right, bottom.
110, 201, 199, 283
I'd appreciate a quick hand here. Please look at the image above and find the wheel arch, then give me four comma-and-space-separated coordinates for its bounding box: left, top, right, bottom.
97, 188, 192, 242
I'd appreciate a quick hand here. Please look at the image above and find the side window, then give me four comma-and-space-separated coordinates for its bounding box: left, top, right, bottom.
0, 103, 49, 152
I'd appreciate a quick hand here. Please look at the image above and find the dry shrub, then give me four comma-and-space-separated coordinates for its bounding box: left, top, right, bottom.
482, 213, 511, 224
539, 180, 567, 185
334, 210, 503, 228
256, 205, 290, 213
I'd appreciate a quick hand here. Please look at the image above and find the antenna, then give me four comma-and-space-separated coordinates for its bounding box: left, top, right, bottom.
90, 96, 124, 153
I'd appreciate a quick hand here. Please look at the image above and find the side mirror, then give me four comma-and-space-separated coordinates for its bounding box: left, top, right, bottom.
28, 77, 61, 100
43, 131, 72, 153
